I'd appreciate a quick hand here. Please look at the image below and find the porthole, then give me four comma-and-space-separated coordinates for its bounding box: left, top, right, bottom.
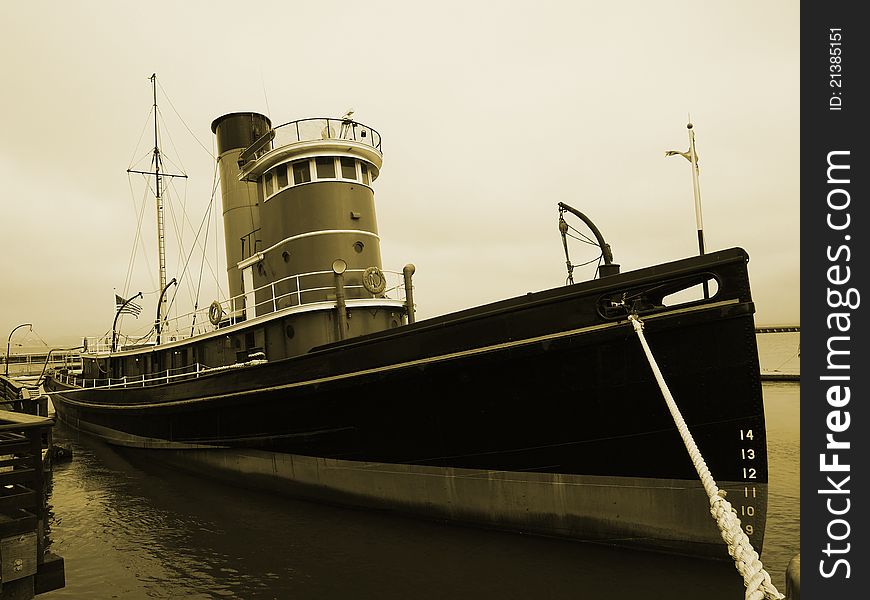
282, 251, 290, 263
285, 325, 295, 339
353, 241, 364, 253
257, 263, 266, 276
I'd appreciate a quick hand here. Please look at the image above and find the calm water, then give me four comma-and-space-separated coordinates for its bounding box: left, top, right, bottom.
756, 331, 800, 376
41, 338, 799, 599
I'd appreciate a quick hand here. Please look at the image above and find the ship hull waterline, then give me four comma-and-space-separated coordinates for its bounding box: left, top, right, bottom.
55, 417, 770, 560
47, 248, 769, 559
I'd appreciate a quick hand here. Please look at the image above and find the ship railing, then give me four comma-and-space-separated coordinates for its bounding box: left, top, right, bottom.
57, 361, 212, 389
243, 117, 383, 162
157, 268, 407, 342
81, 337, 130, 355
80, 269, 406, 354
55, 357, 272, 391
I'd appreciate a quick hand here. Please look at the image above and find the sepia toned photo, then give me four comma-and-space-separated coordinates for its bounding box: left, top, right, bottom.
1, 2, 799, 598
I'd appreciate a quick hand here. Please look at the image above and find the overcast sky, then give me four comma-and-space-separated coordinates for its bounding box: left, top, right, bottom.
0, 1, 798, 349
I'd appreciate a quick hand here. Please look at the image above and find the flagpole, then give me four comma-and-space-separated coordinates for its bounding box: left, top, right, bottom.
686, 120, 709, 299
666, 118, 708, 298
112, 292, 143, 353
687, 120, 705, 256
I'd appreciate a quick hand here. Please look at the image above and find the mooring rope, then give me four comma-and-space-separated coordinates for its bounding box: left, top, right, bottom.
627, 314, 784, 600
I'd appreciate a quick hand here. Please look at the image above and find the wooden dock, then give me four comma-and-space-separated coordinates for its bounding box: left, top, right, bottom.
0, 377, 64, 599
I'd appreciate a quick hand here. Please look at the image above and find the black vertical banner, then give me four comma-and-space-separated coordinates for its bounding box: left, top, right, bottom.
802, 1, 868, 597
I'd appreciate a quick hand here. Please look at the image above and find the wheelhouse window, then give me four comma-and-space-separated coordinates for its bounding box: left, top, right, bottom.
293, 160, 311, 183
315, 157, 336, 178
340, 157, 357, 180
276, 164, 288, 188
263, 157, 372, 198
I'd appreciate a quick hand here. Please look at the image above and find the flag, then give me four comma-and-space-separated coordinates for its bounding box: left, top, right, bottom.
115, 294, 142, 317
665, 149, 695, 162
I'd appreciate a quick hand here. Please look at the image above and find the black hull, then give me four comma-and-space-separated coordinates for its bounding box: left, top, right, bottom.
48, 248, 768, 558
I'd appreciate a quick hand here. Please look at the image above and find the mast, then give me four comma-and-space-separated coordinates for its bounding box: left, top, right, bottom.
152, 74, 168, 315
127, 74, 187, 343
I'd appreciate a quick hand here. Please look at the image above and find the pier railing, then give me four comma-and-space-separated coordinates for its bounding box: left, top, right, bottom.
242, 117, 383, 162
2, 351, 82, 378
87, 268, 406, 353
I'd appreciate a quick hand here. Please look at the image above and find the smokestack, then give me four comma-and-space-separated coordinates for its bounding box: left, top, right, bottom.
211, 112, 272, 302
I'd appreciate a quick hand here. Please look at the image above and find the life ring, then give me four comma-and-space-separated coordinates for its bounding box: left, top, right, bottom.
208, 301, 224, 326
362, 266, 387, 295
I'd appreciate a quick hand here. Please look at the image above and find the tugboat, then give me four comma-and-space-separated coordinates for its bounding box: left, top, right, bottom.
46, 80, 768, 559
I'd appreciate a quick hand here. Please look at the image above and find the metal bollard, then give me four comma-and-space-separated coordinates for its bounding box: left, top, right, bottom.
403, 264, 416, 324
333, 260, 348, 340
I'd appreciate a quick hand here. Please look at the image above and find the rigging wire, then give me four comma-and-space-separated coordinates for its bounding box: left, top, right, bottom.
163, 167, 225, 298
129, 174, 159, 289
169, 177, 189, 292
190, 194, 212, 337
13, 328, 48, 349
130, 148, 157, 171
155, 78, 215, 159
153, 102, 193, 319
559, 208, 606, 283
198, 159, 226, 301
565, 231, 598, 245
118, 77, 227, 340
210, 158, 226, 301
123, 174, 158, 305
121, 328, 156, 345
200, 156, 228, 303
573, 253, 604, 268
163, 181, 199, 309
165, 189, 219, 320
156, 105, 188, 175
565, 222, 598, 245
770, 349, 801, 373
30, 328, 51, 348
564, 254, 604, 285
156, 93, 224, 315
128, 106, 155, 167
260, 67, 272, 123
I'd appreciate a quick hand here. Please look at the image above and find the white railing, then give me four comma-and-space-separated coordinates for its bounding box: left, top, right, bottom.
55, 358, 268, 391
84, 268, 406, 354
246, 117, 383, 162
57, 361, 201, 388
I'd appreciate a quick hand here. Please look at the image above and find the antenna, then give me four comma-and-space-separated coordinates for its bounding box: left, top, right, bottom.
260, 68, 272, 121
339, 108, 355, 138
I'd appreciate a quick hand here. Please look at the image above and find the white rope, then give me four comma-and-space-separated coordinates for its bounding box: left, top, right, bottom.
627, 314, 784, 600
